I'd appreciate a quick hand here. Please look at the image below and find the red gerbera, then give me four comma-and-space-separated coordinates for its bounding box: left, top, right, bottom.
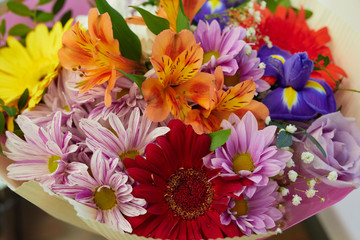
255, 6, 347, 89
124, 120, 244, 239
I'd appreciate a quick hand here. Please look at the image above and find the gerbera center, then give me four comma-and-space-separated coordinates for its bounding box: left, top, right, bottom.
120, 150, 140, 160
48, 155, 61, 173
94, 186, 117, 210
165, 168, 214, 220
231, 199, 248, 217
232, 152, 255, 173
203, 50, 220, 64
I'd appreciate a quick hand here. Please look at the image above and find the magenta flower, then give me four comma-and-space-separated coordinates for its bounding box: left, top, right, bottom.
52, 150, 146, 233
194, 20, 246, 75
5, 112, 78, 187
203, 112, 292, 197
79, 108, 169, 168
221, 181, 282, 235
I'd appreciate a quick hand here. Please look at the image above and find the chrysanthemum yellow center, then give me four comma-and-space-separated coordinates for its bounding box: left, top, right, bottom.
120, 150, 140, 160
231, 199, 248, 217
94, 186, 117, 210
48, 155, 61, 173
203, 50, 220, 64
62, 105, 71, 112
165, 168, 214, 220
232, 152, 255, 173
116, 88, 130, 99
224, 73, 240, 87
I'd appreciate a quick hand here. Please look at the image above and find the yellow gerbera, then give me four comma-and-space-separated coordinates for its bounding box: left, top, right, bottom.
0, 20, 72, 110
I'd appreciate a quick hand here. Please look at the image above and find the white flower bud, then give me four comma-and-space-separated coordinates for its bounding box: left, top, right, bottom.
260, 1, 267, 9
292, 194, 302, 206
244, 44, 252, 56
288, 170, 298, 182
327, 171, 338, 181
286, 159, 295, 168
285, 124, 297, 133
308, 179, 316, 188
301, 152, 314, 164
259, 62, 266, 69
280, 187, 289, 196
246, 27, 256, 37
265, 116, 271, 125
305, 188, 318, 198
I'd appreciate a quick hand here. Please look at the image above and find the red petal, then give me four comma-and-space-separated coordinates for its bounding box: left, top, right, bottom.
199, 215, 223, 239
126, 168, 152, 184
132, 185, 164, 203
147, 202, 169, 215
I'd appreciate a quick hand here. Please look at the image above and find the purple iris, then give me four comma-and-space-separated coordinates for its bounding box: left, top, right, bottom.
193, 0, 228, 28
258, 45, 336, 120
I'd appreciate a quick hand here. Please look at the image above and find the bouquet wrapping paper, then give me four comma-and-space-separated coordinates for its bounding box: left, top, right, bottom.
0, 0, 359, 239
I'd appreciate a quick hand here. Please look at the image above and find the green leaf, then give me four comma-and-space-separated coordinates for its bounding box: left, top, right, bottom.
96, 0, 142, 62
304, 132, 327, 158
60, 10, 72, 26
2, 106, 17, 117
38, 0, 53, 5
36, 11, 54, 22
265, 0, 291, 13
6, 1, 33, 17
292, 7, 313, 19
0, 144, 5, 156
0, 19, 6, 37
116, 69, 146, 94
0, 111, 5, 133
52, 0, 65, 14
131, 6, 169, 35
313, 66, 321, 71
208, 129, 231, 151
317, 54, 330, 67
276, 130, 293, 148
176, 0, 190, 33
0, 98, 4, 106
17, 89, 29, 111
9, 24, 32, 36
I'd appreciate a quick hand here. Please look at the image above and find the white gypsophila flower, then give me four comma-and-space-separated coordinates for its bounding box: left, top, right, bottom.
301, 151, 315, 164
288, 170, 298, 182
327, 171, 338, 181
292, 194, 302, 206
286, 159, 295, 168
285, 124, 297, 133
260, 1, 267, 9
308, 179, 317, 188
244, 44, 252, 56
278, 170, 285, 176
265, 116, 271, 125
279, 187, 289, 196
246, 27, 256, 37
254, 11, 261, 23
275, 228, 282, 234
259, 62, 266, 69
305, 188, 318, 198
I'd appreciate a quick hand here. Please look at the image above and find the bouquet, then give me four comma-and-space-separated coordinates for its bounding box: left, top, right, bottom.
0, 0, 359, 239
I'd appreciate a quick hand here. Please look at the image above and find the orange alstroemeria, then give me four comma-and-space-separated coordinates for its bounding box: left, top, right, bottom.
158, 0, 206, 31
58, 8, 139, 107
185, 67, 260, 134
142, 29, 213, 122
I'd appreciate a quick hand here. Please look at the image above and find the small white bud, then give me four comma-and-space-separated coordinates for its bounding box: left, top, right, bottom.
288, 170, 298, 182
281, 146, 291, 151
305, 188, 318, 198
278, 170, 285, 176
260, 1, 267, 10
321, 197, 325, 202
286, 159, 295, 168
292, 194, 302, 206
279, 128, 285, 133
275, 228, 282, 234
265, 116, 271, 125
285, 124, 297, 134
254, 11, 261, 23
246, 27, 256, 37
244, 44, 252, 56
301, 152, 315, 164
327, 171, 338, 181
259, 62, 266, 69
280, 187, 289, 196
308, 179, 317, 188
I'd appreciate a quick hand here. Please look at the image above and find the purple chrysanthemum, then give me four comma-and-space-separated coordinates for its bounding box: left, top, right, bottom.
203, 112, 292, 197
224, 46, 269, 93
5, 112, 78, 187
52, 150, 146, 233
194, 20, 246, 75
79, 107, 169, 168
220, 181, 282, 235
88, 83, 146, 123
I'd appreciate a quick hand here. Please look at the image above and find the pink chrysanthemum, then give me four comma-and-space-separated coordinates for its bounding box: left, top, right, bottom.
221, 181, 282, 235
52, 150, 146, 233
194, 20, 246, 75
79, 107, 169, 167
5, 112, 78, 187
203, 112, 292, 197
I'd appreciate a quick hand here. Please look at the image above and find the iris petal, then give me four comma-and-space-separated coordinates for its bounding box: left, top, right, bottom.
302, 79, 336, 114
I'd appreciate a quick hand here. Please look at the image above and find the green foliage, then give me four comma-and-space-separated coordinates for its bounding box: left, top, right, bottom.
2, 106, 17, 117
52, 0, 65, 15
131, 6, 169, 35
8, 24, 32, 36
0, 19, 6, 37
176, 0, 190, 32
0, 112, 5, 133
7, 1, 33, 17
116, 69, 146, 95
38, 0, 53, 5
60, 10, 72, 26
36, 11, 54, 22
17, 89, 29, 111
208, 129, 231, 151
276, 130, 293, 148
95, 0, 142, 62
265, 0, 291, 13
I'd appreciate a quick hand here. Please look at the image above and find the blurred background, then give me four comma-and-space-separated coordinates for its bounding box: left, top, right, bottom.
0, 186, 329, 240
